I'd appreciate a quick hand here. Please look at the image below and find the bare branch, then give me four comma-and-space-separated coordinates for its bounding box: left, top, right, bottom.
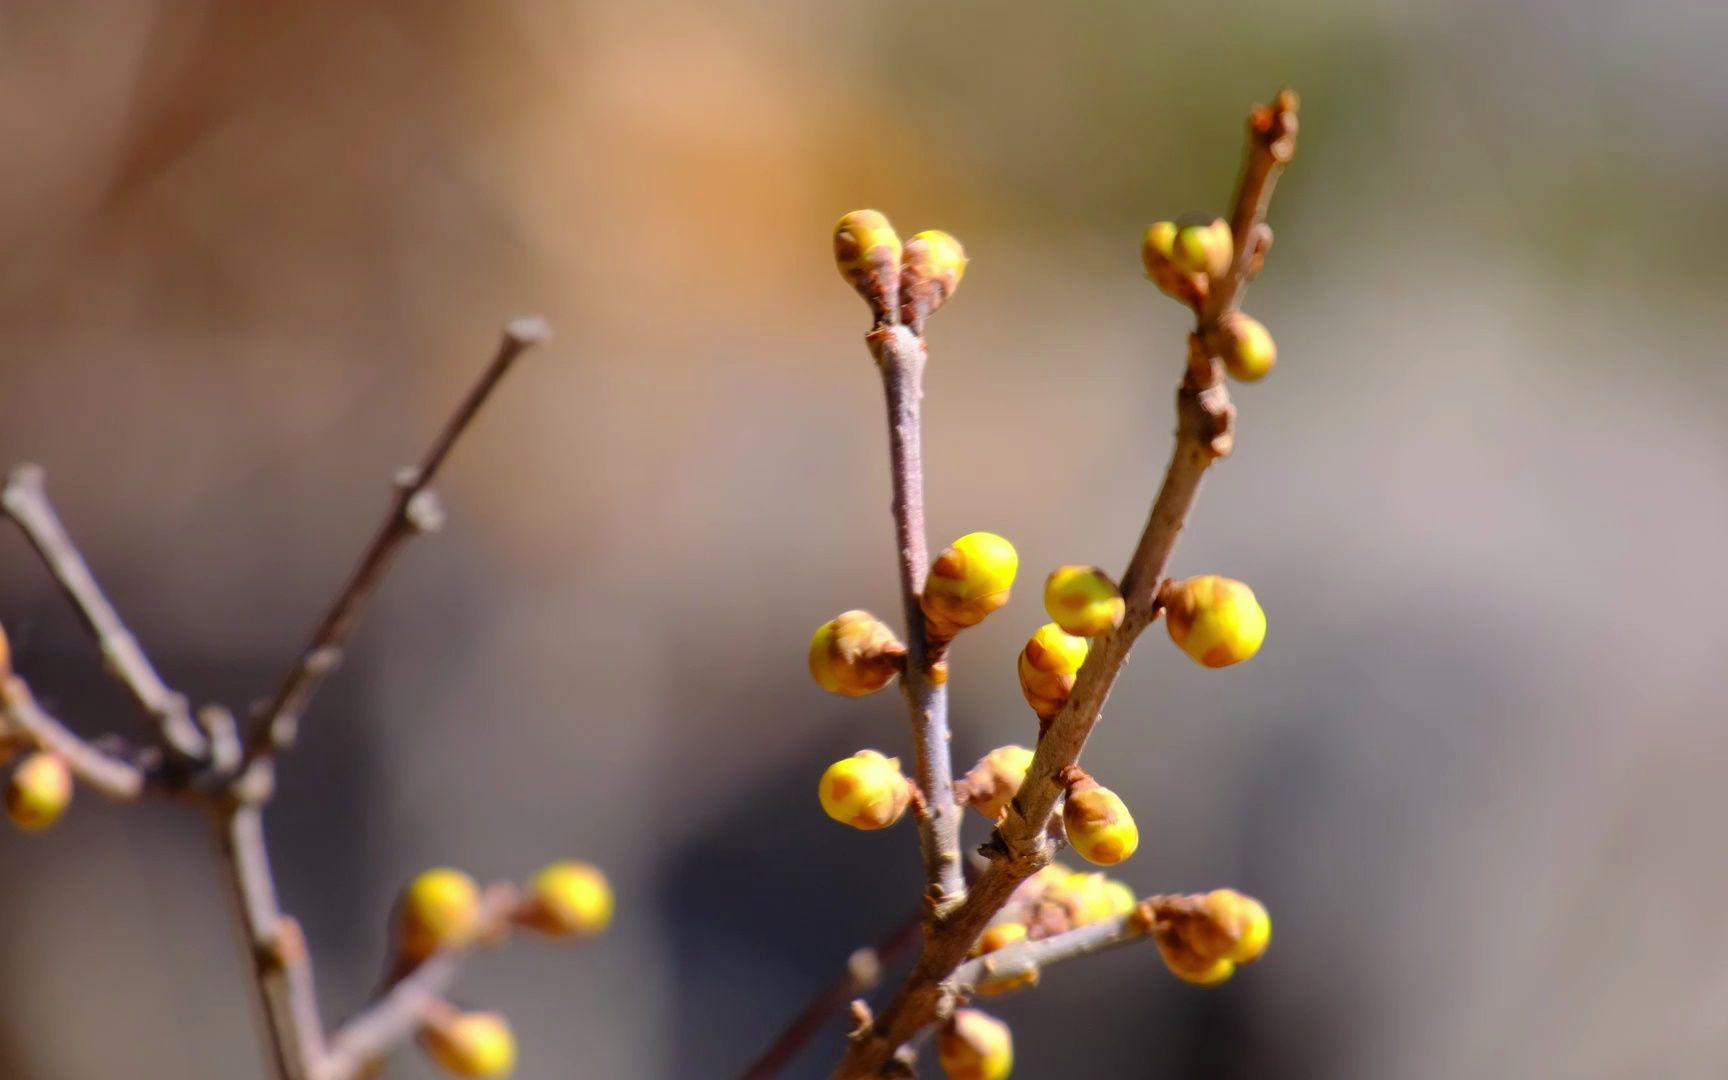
1, 465, 207, 759
241, 317, 550, 768
0, 676, 152, 799
951, 907, 1150, 996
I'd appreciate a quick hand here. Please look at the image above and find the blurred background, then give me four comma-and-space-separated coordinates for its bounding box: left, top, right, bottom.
2, 1, 1726, 1077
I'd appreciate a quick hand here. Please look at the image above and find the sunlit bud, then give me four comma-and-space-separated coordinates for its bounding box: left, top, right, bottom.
419, 1009, 518, 1078
959, 745, 1035, 823
6, 752, 71, 832
937, 1009, 1014, 1080
834, 210, 903, 320
399, 868, 481, 961
1017, 623, 1088, 721
808, 610, 905, 697
819, 750, 912, 831
1062, 871, 1118, 927
1163, 575, 1266, 669
1218, 312, 1276, 382
1103, 879, 1138, 918
519, 861, 613, 938
1188, 888, 1272, 964
1062, 781, 1138, 866
900, 229, 967, 323
1143, 221, 1200, 302
973, 921, 1029, 957
1171, 215, 1234, 278
922, 532, 1018, 638
1043, 565, 1124, 638
1156, 934, 1236, 987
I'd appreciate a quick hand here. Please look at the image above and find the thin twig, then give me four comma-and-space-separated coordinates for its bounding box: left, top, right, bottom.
831, 90, 1298, 1079
950, 903, 1154, 996
1, 465, 208, 759
869, 323, 966, 919
320, 887, 520, 1080
241, 317, 550, 769
0, 676, 151, 799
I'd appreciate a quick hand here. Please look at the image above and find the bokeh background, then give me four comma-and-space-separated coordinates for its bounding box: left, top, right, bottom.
2, 2, 1727, 1077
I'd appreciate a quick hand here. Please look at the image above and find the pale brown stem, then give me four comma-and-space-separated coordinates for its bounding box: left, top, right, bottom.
0, 676, 151, 799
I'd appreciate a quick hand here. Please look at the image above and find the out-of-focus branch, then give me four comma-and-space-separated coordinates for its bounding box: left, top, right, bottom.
1, 465, 208, 759
0, 675, 152, 799
240, 317, 550, 770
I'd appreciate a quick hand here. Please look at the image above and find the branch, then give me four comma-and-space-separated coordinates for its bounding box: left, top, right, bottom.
869, 323, 965, 918
1, 465, 208, 759
0, 676, 152, 799
319, 886, 520, 1080
241, 317, 550, 769
831, 90, 1298, 1079
950, 904, 1153, 996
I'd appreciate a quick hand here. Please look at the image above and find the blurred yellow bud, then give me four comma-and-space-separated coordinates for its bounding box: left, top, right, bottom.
1171, 215, 1234, 278
937, 1008, 1013, 1080
900, 229, 967, 322
1103, 879, 1138, 918
808, 610, 905, 697
922, 532, 1018, 637
1043, 565, 1124, 638
1017, 623, 1089, 721
399, 868, 481, 961
419, 1010, 517, 1078
0, 619, 10, 679
1143, 220, 1202, 303
1164, 575, 1267, 669
972, 920, 1029, 957
1218, 312, 1276, 382
1191, 888, 1271, 964
834, 210, 903, 319
819, 750, 912, 831
1062, 782, 1138, 866
959, 745, 1035, 823
1156, 934, 1236, 987
1062, 871, 1117, 927
520, 861, 613, 938
6, 752, 70, 832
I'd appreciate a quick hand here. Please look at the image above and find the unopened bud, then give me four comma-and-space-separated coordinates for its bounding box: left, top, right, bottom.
809, 610, 905, 697
419, 1009, 517, 1078
399, 868, 481, 961
819, 750, 913, 831
959, 745, 1034, 823
1156, 933, 1236, 987
520, 861, 613, 938
1062, 780, 1138, 866
901, 229, 967, 323
1171, 215, 1234, 279
1043, 565, 1124, 637
1017, 623, 1088, 721
1218, 311, 1276, 382
6, 752, 70, 832
922, 532, 1017, 638
937, 1008, 1013, 1080
1163, 575, 1266, 669
1187, 888, 1271, 965
834, 210, 903, 320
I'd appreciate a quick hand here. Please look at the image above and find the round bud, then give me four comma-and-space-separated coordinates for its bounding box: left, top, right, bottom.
6, 752, 71, 832
900, 229, 967, 323
1191, 888, 1271, 964
818, 750, 912, 831
959, 745, 1035, 823
419, 1010, 517, 1078
1143, 220, 1200, 303
1043, 565, 1124, 638
1170, 215, 1234, 278
1156, 935, 1236, 987
1017, 623, 1088, 721
1102, 879, 1138, 918
399, 868, 481, 961
808, 610, 905, 697
937, 1009, 1013, 1080
1062, 782, 1138, 866
834, 210, 903, 318
1163, 576, 1267, 669
921, 532, 1018, 637
973, 920, 1029, 957
1062, 871, 1118, 927
520, 861, 613, 938
1218, 312, 1276, 382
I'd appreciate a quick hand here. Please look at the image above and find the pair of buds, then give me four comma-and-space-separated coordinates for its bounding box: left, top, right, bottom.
834, 210, 968, 326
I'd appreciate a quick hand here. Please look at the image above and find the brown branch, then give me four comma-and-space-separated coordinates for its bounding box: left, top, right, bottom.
0, 675, 152, 799
868, 323, 965, 918
1, 465, 208, 760
240, 317, 550, 769
831, 90, 1298, 1079
319, 885, 520, 1080
950, 905, 1153, 996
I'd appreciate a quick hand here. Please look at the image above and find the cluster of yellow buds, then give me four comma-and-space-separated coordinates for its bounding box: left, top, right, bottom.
922, 531, 1018, 639
1162, 575, 1267, 668
1043, 565, 1123, 638
518, 860, 614, 939
808, 610, 905, 697
1017, 623, 1088, 722
6, 751, 72, 832
833, 210, 968, 325
1061, 776, 1139, 866
1142, 215, 1232, 302
1152, 888, 1272, 988
419, 1007, 518, 1078
818, 749, 913, 831
937, 1008, 1013, 1080
957, 744, 1035, 823
995, 863, 1138, 941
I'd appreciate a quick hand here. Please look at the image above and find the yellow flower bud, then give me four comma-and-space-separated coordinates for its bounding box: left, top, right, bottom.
1218, 311, 1276, 382
1191, 888, 1271, 964
1043, 565, 1124, 638
419, 1010, 517, 1078
6, 752, 71, 832
1102, 879, 1138, 918
1163, 575, 1266, 669
1017, 623, 1088, 721
818, 750, 912, 831
1062, 871, 1118, 927
834, 210, 903, 319
958, 745, 1035, 823
1143, 220, 1201, 303
808, 610, 905, 697
520, 861, 613, 938
399, 868, 481, 961
921, 532, 1017, 637
937, 1009, 1013, 1080
900, 229, 967, 323
1171, 215, 1234, 278
1062, 782, 1138, 866
1156, 934, 1236, 987
972, 920, 1029, 957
